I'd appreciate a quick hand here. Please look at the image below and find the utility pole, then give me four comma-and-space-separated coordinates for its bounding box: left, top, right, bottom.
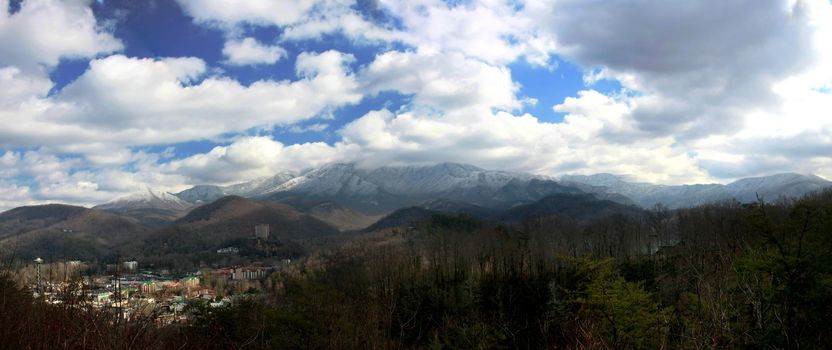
114, 254, 123, 323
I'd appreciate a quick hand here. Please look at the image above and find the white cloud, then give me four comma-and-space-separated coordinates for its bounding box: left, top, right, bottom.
222, 37, 287, 66
0, 0, 122, 71
544, 0, 826, 140
536, 0, 832, 180
0, 51, 362, 152
176, 0, 399, 43
280, 8, 402, 43
0, 66, 52, 106
176, 0, 555, 66
175, 0, 318, 27
334, 105, 710, 184
378, 0, 555, 65
164, 136, 341, 184
0, 148, 193, 211
0, 182, 36, 212
361, 50, 520, 111
288, 123, 329, 133
162, 96, 713, 188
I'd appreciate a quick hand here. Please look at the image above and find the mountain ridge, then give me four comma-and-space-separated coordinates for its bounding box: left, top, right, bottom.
560, 172, 831, 208
173, 162, 578, 215
168, 163, 831, 214
0, 204, 151, 260
94, 188, 195, 227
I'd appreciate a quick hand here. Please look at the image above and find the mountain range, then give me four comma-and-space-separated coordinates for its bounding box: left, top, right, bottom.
175, 163, 582, 215
86, 163, 832, 228
1, 162, 830, 262
169, 163, 830, 214
560, 172, 832, 209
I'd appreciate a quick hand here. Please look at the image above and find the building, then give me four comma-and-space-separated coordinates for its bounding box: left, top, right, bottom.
124, 261, 138, 271
160, 280, 181, 290
196, 288, 216, 300
231, 267, 268, 280
216, 247, 239, 254
91, 290, 112, 306
254, 224, 269, 240
141, 281, 160, 294
182, 276, 200, 290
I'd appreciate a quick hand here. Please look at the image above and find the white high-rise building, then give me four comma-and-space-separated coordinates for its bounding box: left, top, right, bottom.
254, 224, 269, 239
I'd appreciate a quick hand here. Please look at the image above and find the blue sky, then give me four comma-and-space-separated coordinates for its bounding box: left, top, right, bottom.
0, 0, 831, 209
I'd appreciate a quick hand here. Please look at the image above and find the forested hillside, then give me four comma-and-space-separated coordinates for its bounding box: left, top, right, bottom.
3, 189, 831, 349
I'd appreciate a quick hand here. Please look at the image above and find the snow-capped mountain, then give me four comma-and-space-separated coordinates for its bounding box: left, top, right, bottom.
724, 173, 832, 203
361, 163, 539, 196
225, 172, 297, 197
176, 172, 296, 204
174, 185, 227, 204
560, 173, 832, 209
171, 163, 832, 215
266, 163, 539, 197
266, 163, 381, 198
177, 163, 577, 214
96, 188, 193, 212
258, 163, 564, 214
95, 189, 197, 227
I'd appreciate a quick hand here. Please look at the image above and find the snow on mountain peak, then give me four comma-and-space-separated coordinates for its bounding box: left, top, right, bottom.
169, 163, 831, 214
97, 188, 192, 212
363, 162, 535, 195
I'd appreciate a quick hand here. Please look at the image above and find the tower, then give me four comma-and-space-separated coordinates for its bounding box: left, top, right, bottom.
34, 257, 43, 294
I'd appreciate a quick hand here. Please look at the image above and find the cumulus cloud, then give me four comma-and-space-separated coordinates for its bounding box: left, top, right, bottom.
536, 0, 832, 180
0, 51, 362, 152
0, 183, 34, 211
0, 148, 192, 211
280, 6, 401, 43
175, 0, 318, 27
163, 137, 342, 184
175, 0, 555, 65
545, 0, 825, 139
176, 0, 399, 43
379, 0, 555, 65
0, 0, 122, 71
335, 105, 710, 184
222, 37, 287, 66
361, 51, 520, 111
0, 66, 52, 106
161, 96, 712, 188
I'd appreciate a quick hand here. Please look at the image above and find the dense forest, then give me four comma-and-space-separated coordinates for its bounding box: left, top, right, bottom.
2, 189, 831, 349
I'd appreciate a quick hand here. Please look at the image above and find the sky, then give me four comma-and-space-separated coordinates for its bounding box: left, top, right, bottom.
1, 0, 831, 210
